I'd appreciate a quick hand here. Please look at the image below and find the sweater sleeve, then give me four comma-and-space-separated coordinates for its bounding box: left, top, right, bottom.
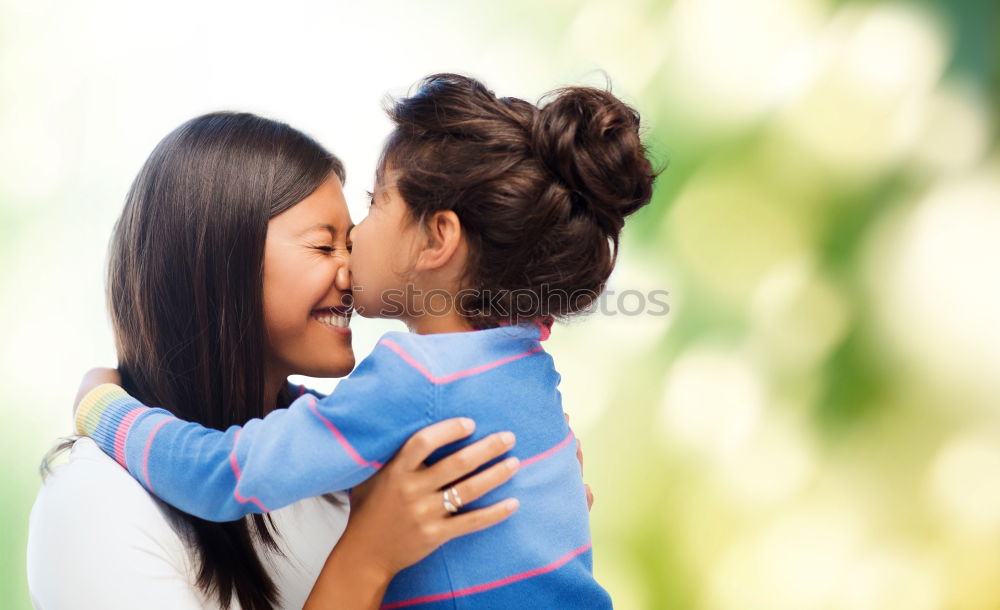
74, 339, 436, 522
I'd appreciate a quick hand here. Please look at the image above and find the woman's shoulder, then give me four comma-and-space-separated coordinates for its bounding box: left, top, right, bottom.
31, 437, 184, 530
30, 437, 352, 609
28, 438, 207, 608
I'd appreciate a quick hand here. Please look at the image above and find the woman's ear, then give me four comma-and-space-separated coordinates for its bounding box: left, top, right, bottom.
414, 210, 464, 273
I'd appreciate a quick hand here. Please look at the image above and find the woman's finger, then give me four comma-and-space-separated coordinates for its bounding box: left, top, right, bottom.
438, 456, 520, 513
397, 418, 476, 471
443, 498, 520, 539
426, 431, 515, 489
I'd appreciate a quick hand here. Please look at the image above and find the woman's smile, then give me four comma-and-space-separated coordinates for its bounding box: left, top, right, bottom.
311, 306, 352, 335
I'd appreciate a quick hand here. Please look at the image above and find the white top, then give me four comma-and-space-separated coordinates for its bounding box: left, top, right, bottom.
27, 438, 350, 609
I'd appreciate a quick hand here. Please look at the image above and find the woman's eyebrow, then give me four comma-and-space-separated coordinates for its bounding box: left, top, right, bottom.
299, 223, 353, 239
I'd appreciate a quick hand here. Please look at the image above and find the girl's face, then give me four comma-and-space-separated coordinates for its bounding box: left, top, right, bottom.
262, 174, 356, 379
349, 170, 420, 319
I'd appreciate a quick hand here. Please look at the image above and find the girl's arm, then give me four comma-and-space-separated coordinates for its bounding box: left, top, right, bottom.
74, 341, 441, 522
305, 418, 522, 609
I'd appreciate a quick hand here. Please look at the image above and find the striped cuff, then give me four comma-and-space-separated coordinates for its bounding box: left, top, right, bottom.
74, 384, 147, 460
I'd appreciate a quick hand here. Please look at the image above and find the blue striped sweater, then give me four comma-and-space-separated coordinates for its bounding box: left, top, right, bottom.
74, 323, 612, 609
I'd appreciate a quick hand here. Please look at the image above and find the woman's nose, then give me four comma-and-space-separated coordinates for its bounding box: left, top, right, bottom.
335, 264, 351, 292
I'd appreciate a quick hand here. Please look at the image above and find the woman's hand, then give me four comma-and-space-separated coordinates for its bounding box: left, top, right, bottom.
305, 418, 520, 610
73, 368, 121, 414
567, 412, 595, 510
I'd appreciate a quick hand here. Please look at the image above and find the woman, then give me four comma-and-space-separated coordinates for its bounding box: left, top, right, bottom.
27, 112, 530, 609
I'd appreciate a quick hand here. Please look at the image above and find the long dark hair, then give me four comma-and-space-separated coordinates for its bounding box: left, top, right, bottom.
380, 73, 658, 328
108, 112, 343, 608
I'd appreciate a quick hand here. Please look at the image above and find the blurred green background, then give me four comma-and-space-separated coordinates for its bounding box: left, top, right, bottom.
2, 0, 998, 608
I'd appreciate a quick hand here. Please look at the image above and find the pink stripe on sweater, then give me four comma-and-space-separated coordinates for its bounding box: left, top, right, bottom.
141, 417, 176, 492
379, 339, 543, 385
227, 429, 271, 512
535, 316, 553, 341
520, 431, 575, 469
113, 408, 146, 468
307, 397, 383, 469
234, 489, 270, 512
380, 542, 593, 608
228, 429, 244, 479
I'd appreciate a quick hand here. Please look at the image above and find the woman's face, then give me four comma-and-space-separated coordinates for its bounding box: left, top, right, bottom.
262, 174, 356, 379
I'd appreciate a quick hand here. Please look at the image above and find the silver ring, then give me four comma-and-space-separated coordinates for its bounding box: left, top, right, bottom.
442, 487, 462, 514
447, 486, 463, 509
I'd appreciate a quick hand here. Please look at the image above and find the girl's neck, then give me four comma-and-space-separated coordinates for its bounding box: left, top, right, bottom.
394, 275, 473, 335
406, 310, 474, 335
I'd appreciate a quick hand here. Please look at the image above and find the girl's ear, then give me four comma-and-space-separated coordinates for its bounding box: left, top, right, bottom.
414, 210, 464, 273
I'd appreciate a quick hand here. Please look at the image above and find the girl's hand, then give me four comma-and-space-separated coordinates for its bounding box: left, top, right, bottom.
305, 418, 520, 609
73, 368, 121, 414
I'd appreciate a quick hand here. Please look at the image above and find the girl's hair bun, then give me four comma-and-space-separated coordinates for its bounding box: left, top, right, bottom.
531, 87, 656, 237
381, 74, 658, 327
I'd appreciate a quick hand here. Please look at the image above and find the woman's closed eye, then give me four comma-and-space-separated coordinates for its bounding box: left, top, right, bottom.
310, 244, 348, 255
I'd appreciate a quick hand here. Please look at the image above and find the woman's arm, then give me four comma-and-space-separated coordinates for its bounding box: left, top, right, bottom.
305, 418, 521, 609
74, 342, 443, 521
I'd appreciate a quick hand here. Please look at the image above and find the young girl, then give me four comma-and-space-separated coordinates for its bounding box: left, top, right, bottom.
76, 74, 656, 608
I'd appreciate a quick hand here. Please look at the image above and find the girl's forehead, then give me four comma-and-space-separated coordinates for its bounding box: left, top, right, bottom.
375, 168, 403, 189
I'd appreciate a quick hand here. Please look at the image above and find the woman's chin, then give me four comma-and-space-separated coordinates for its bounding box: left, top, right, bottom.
319, 358, 356, 379
292, 353, 356, 380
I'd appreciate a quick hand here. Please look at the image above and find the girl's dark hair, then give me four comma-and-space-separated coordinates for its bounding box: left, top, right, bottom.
380, 73, 658, 328
108, 112, 342, 608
